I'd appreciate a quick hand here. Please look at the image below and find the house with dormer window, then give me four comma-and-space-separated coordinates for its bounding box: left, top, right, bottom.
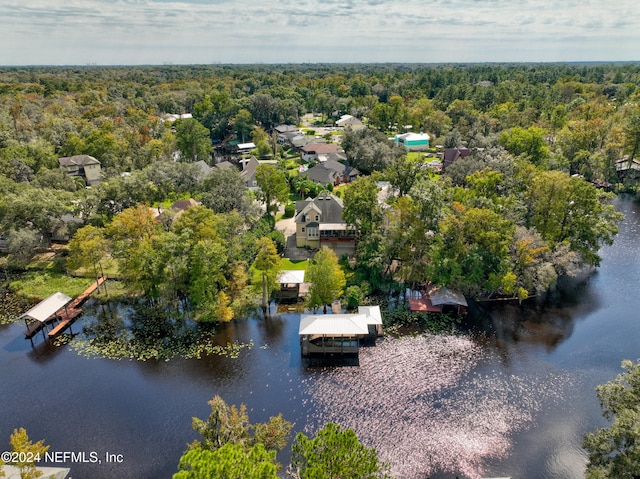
294, 192, 356, 253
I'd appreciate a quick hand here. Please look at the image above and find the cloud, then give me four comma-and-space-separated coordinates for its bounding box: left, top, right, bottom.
1, 0, 639, 64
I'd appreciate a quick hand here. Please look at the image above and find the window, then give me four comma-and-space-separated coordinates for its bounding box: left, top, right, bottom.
307, 228, 318, 238
315, 215, 319, 221
301, 227, 305, 232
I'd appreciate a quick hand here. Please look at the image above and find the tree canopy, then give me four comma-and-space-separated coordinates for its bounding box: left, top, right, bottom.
307, 247, 346, 313
0, 62, 632, 301
583, 360, 640, 478
290, 422, 389, 479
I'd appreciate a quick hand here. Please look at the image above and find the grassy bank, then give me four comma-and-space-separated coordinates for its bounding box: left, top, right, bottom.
9, 271, 97, 300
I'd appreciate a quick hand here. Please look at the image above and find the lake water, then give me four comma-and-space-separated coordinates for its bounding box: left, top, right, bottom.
1, 195, 639, 478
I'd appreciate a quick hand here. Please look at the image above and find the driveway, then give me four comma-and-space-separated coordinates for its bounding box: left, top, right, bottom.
276, 216, 312, 260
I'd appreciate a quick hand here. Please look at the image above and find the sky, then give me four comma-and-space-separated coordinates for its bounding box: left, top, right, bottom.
2, 0, 639, 66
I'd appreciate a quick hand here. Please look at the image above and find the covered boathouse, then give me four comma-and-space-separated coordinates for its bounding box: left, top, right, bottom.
299, 306, 383, 356
275, 270, 308, 302
21, 292, 73, 341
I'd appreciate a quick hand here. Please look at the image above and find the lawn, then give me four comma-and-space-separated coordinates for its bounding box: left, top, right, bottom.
10, 271, 97, 300
279, 258, 310, 271
249, 257, 310, 285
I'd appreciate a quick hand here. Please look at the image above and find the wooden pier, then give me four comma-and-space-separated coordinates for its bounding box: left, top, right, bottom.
47, 277, 106, 338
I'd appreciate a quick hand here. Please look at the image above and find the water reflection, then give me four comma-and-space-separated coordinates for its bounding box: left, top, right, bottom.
474, 272, 602, 357
301, 334, 576, 479
26, 337, 70, 363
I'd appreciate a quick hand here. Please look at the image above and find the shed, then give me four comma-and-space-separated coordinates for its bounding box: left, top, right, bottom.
408, 286, 467, 314
394, 132, 430, 151
429, 286, 468, 308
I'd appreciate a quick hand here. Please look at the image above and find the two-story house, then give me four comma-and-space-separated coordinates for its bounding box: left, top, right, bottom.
58, 155, 102, 186
335, 114, 366, 132
295, 192, 356, 253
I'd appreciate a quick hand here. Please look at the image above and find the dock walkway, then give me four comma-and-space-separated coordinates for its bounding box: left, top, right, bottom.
47, 277, 106, 338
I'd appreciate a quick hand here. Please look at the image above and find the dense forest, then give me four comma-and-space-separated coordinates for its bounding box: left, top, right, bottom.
1, 62, 638, 320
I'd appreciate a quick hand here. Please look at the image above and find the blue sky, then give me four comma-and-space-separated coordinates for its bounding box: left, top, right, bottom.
2, 0, 639, 65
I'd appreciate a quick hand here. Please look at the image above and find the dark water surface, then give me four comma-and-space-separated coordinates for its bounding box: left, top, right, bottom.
1, 196, 639, 478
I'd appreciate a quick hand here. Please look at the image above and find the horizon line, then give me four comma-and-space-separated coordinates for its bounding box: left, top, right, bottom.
1, 60, 640, 68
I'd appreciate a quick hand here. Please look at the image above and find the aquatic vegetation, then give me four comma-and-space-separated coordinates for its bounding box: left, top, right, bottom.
68, 335, 253, 361
63, 300, 254, 361
302, 334, 573, 478
0, 292, 35, 325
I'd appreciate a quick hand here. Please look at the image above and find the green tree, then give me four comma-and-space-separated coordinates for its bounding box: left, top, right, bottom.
67, 225, 110, 290
498, 126, 550, 166
174, 443, 278, 479
172, 206, 220, 244
341, 129, 402, 174
232, 109, 255, 143
188, 395, 292, 454
255, 165, 289, 217
191, 395, 251, 451
622, 106, 640, 160
307, 247, 346, 313
583, 360, 640, 478
290, 422, 389, 479
383, 195, 431, 283
253, 414, 294, 453
200, 167, 256, 217
342, 176, 384, 237
526, 171, 622, 266
386, 154, 423, 197
175, 118, 212, 162
0, 186, 73, 241
4, 228, 41, 266
409, 176, 447, 232
189, 240, 229, 322
253, 237, 280, 312
428, 203, 515, 296
106, 205, 160, 293
7, 428, 50, 479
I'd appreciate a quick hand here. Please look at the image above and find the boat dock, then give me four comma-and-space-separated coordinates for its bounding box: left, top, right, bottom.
21, 277, 106, 342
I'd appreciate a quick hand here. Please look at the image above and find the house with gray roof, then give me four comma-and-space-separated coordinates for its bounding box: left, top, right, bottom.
301, 160, 360, 186
240, 157, 260, 190
194, 160, 213, 179
294, 192, 356, 252
301, 143, 342, 162
58, 154, 101, 186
